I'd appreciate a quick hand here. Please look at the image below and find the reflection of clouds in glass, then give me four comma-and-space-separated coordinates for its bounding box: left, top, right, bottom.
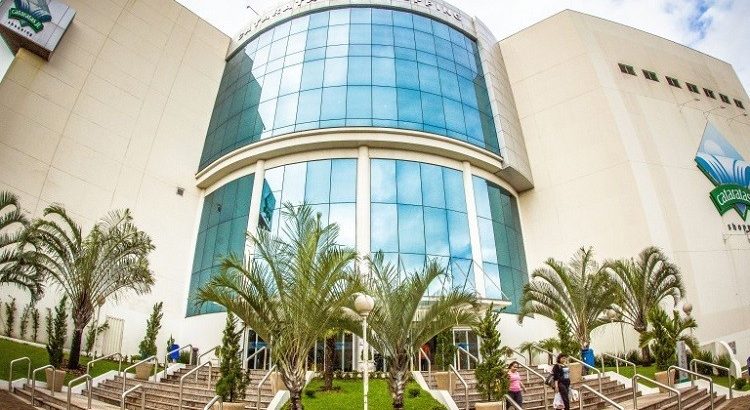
702, 140, 725, 157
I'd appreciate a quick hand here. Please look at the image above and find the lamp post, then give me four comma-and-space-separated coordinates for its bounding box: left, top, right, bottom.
354, 293, 375, 410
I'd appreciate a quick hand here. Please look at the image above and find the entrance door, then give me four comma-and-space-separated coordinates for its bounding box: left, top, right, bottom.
453, 328, 480, 370
245, 329, 268, 369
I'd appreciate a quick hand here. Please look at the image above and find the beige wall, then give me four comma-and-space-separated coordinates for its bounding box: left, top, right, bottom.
0, 0, 229, 355
501, 10, 750, 359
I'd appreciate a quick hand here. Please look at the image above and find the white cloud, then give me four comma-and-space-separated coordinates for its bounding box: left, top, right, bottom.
177, 0, 750, 93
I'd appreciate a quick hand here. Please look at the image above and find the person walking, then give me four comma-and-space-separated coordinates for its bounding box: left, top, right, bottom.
552, 353, 571, 410
581, 342, 594, 376
508, 361, 526, 407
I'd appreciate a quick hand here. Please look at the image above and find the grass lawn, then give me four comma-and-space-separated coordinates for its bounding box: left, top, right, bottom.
291, 378, 446, 410
1, 338, 135, 384
603, 365, 750, 391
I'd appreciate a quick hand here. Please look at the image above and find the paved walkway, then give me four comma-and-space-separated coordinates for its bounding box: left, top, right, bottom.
721, 395, 750, 409
0, 390, 35, 410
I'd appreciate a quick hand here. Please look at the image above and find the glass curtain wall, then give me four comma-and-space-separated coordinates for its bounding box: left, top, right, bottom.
199, 7, 498, 170
263, 158, 357, 247
187, 175, 254, 316
370, 159, 473, 293
473, 176, 528, 312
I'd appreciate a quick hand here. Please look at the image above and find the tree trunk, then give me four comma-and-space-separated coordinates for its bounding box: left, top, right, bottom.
288, 390, 304, 410
67, 328, 84, 369
388, 352, 409, 409
323, 335, 336, 390
280, 360, 307, 410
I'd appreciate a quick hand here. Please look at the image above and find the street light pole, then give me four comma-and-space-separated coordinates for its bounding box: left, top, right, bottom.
355, 293, 375, 410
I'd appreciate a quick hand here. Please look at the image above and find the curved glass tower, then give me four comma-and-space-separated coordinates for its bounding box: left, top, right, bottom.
188, 2, 532, 317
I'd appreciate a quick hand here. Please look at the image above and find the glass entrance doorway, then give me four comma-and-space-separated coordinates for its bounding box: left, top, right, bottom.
453, 328, 480, 370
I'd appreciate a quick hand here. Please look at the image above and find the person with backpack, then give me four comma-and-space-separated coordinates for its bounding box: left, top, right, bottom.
552, 353, 571, 410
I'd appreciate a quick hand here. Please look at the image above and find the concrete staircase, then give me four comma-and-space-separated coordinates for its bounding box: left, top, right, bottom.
84, 366, 277, 410
616, 385, 729, 410
423, 368, 635, 410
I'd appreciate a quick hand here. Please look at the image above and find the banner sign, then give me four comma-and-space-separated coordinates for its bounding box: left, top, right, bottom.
0, 0, 75, 60
695, 123, 750, 220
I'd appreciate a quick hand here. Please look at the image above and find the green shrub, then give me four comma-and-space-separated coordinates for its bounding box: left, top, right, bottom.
733, 378, 747, 390
138, 302, 163, 358
19, 304, 31, 339
408, 387, 421, 398
304, 390, 316, 399
215, 312, 249, 402
692, 350, 715, 375
716, 354, 731, 376
179, 351, 191, 364
4, 297, 16, 337
46, 297, 68, 368
31, 307, 40, 342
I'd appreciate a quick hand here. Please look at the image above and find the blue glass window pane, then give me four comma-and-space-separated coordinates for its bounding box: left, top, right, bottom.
256, 100, 276, 135
478, 217, 497, 264
443, 98, 465, 134
395, 59, 419, 89
329, 8, 350, 25
458, 77, 478, 108
282, 162, 306, 205
297, 88, 322, 123
401, 254, 425, 276
371, 203, 397, 252
290, 14, 309, 34
413, 14, 432, 33
279, 64, 303, 95
394, 27, 415, 49
268, 38, 288, 62
447, 210, 471, 259
273, 93, 299, 128
418, 63, 440, 95
350, 8, 371, 24
304, 47, 325, 60
306, 27, 327, 49
395, 46, 416, 62
372, 45, 394, 58
420, 163, 445, 208
329, 203, 356, 248
348, 56, 371, 85
347, 86, 372, 118
372, 86, 397, 119
414, 31, 435, 53
300, 60, 324, 90
330, 159, 357, 202
372, 24, 394, 46
396, 161, 422, 205
398, 204, 425, 254
372, 8, 392, 25
424, 207, 449, 256
482, 263, 503, 300
371, 159, 396, 203
327, 25, 349, 46
320, 86, 347, 120
421, 92, 445, 128
432, 21, 450, 40
350, 24, 371, 44
305, 160, 332, 204
324, 57, 348, 86
443, 168, 466, 212
372, 58, 395, 86
260, 69, 282, 102
397, 88, 422, 123
309, 11, 329, 28
435, 37, 453, 60
473, 177, 491, 218
310, 203, 330, 225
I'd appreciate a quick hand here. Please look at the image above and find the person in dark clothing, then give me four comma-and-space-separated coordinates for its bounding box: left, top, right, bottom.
552, 353, 571, 410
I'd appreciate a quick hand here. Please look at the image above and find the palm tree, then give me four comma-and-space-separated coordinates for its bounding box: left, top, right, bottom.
516, 341, 536, 365
0, 191, 42, 299
19, 205, 155, 369
196, 204, 359, 410
537, 338, 560, 365
518, 247, 616, 347
605, 246, 684, 361
639, 307, 697, 370
361, 253, 479, 409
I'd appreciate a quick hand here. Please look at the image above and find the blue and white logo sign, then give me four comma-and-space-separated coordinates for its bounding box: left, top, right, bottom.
695, 123, 750, 219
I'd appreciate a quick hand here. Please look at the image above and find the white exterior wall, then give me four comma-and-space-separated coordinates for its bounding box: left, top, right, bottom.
500, 10, 750, 359
0, 0, 229, 356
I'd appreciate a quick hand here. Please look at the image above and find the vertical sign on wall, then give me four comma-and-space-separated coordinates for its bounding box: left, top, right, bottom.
0, 0, 75, 60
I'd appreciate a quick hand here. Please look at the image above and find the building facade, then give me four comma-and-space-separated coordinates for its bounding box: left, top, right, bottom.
0, 0, 748, 366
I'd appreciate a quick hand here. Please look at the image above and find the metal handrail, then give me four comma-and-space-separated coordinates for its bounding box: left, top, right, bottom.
164, 344, 194, 378
8, 356, 31, 391
31, 365, 56, 405
418, 346, 432, 386
578, 384, 624, 410
204, 395, 223, 410
86, 352, 123, 378
198, 345, 219, 365
502, 394, 523, 410
514, 361, 549, 409
257, 364, 277, 410
455, 346, 479, 371
566, 355, 603, 393
179, 360, 213, 409
531, 345, 556, 365
246, 346, 269, 370
121, 383, 145, 410
123, 355, 158, 393
601, 353, 636, 376
449, 364, 469, 410
508, 347, 529, 365
633, 374, 681, 410
690, 359, 735, 399
669, 365, 714, 410
66, 374, 92, 410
